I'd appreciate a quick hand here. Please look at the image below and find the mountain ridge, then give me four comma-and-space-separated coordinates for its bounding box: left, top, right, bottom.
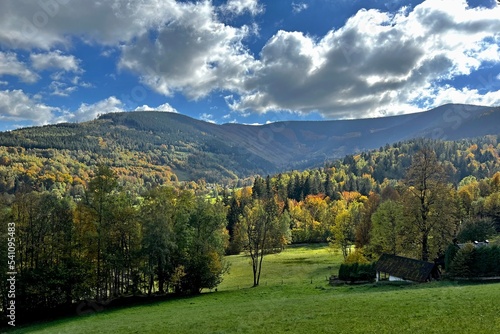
0, 103, 499, 182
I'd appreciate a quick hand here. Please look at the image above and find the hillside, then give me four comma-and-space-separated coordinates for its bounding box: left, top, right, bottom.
0, 104, 499, 183
10, 245, 500, 333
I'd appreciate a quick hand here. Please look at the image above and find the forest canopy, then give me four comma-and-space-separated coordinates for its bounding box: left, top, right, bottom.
1, 136, 500, 324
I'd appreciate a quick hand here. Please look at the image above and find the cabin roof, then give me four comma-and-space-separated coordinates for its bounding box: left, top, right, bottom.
375, 254, 439, 283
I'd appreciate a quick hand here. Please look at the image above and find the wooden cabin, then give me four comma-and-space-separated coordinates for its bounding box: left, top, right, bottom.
375, 254, 441, 283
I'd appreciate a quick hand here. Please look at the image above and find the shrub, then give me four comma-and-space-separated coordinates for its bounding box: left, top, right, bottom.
449, 243, 475, 278
449, 244, 500, 278
338, 263, 375, 282
444, 243, 459, 271
470, 245, 500, 277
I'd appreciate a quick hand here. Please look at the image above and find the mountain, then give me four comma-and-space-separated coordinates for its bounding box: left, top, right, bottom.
0, 103, 499, 183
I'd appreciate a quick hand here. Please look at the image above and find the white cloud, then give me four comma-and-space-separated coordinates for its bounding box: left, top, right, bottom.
0, 89, 58, 124
119, 1, 256, 99
200, 113, 216, 123
71, 76, 93, 88
31, 51, 81, 72
49, 81, 77, 96
45, 73, 89, 97
422, 86, 500, 108
1, 0, 499, 123
0, 81, 8, 86
69, 97, 124, 123
0, 91, 125, 126
0, 1, 181, 49
0, 0, 260, 50
0, 52, 39, 83
221, 0, 264, 16
0, 0, 258, 103
229, 0, 500, 118
134, 103, 178, 113
292, 2, 308, 14
242, 122, 262, 126
0, 91, 148, 128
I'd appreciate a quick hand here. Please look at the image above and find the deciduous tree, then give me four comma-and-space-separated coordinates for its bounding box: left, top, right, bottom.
238, 197, 289, 286
370, 200, 404, 256
404, 148, 449, 261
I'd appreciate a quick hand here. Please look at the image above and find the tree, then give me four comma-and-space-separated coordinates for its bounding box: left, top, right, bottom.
85, 165, 118, 300
484, 192, 500, 230
226, 196, 242, 254
10, 191, 90, 312
139, 187, 194, 295
456, 218, 496, 243
370, 200, 404, 256
183, 199, 228, 293
404, 148, 449, 261
449, 243, 476, 278
237, 197, 288, 286
356, 192, 380, 248
252, 176, 266, 199
105, 192, 140, 297
330, 200, 362, 259
332, 212, 352, 258
458, 180, 480, 219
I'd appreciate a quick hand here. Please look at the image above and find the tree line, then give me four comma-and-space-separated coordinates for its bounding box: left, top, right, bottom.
1, 137, 500, 320
0, 165, 229, 320
226, 141, 500, 264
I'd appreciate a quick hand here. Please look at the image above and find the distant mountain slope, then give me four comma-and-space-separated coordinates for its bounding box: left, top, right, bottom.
0, 104, 499, 182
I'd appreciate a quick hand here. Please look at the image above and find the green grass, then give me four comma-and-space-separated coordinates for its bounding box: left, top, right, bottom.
217, 243, 339, 290
8, 245, 500, 334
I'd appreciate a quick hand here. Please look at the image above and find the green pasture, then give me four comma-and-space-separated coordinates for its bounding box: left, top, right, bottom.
218, 243, 339, 290
9, 244, 500, 334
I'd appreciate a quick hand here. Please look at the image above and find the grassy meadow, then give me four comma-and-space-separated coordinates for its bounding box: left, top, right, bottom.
8, 244, 500, 334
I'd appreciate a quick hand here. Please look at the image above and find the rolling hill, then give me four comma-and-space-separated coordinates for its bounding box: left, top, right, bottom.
0, 103, 499, 182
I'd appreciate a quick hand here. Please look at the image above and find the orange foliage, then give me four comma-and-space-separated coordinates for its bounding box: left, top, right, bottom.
469, 144, 478, 152
341, 191, 362, 203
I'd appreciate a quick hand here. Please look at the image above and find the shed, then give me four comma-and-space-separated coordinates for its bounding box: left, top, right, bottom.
375, 254, 441, 283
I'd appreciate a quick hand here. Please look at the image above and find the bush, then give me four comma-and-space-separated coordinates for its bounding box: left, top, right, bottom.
444, 243, 459, 271
449, 243, 475, 278
470, 245, 500, 277
449, 244, 500, 278
338, 263, 376, 282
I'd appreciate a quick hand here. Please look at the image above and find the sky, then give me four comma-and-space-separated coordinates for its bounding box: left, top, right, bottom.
0, 0, 500, 131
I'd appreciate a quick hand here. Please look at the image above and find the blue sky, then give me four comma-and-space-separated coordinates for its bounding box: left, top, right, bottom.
0, 0, 499, 131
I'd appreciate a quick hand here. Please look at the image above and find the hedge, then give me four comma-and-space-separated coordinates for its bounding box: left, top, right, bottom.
448, 243, 500, 278
338, 263, 376, 282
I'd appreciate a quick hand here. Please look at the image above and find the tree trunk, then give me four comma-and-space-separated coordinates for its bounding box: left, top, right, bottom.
421, 232, 429, 262
251, 253, 258, 286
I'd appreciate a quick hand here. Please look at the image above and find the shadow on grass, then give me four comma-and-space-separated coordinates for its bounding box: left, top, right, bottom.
3, 292, 216, 333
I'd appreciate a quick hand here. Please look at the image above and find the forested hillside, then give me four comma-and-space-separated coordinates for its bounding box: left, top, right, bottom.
1, 105, 500, 325
1, 104, 499, 187
225, 137, 500, 255
2, 136, 500, 325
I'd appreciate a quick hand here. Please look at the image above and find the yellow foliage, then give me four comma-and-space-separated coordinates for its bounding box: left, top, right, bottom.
343, 248, 369, 264
492, 172, 500, 192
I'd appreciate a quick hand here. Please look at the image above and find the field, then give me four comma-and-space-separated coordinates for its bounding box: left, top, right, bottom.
8, 244, 500, 333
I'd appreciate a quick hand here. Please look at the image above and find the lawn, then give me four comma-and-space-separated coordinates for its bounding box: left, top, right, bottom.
7, 244, 500, 333
217, 243, 339, 290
